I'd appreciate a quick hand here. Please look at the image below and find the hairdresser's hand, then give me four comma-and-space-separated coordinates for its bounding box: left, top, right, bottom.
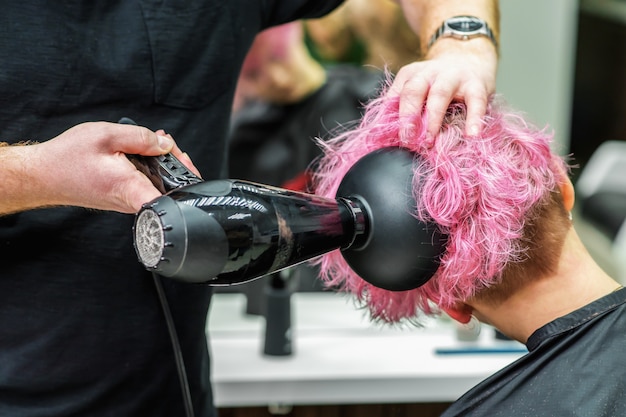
20, 122, 198, 214
388, 38, 498, 138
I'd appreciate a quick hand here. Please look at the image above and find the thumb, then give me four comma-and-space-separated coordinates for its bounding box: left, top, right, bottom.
111, 125, 174, 156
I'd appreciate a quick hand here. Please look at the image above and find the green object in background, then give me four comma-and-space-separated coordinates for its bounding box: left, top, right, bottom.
303, 25, 368, 67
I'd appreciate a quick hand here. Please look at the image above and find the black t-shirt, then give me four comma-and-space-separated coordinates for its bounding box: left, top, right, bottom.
0, 1, 342, 416
442, 288, 626, 417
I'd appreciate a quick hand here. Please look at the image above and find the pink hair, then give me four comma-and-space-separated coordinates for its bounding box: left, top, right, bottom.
313, 82, 568, 323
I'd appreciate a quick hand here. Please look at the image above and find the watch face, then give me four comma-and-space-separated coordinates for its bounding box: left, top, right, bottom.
449, 18, 483, 33
429, 16, 496, 49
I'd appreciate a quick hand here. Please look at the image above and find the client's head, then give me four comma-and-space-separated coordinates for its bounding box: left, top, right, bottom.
313, 88, 573, 324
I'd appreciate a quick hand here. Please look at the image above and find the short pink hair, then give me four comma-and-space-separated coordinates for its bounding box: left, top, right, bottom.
313, 83, 568, 323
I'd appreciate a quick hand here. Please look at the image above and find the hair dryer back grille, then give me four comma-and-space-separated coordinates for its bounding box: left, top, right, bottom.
134, 209, 165, 268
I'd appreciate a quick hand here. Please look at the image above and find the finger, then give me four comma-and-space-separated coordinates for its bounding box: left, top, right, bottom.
170, 144, 202, 178
121, 173, 164, 213
463, 92, 489, 137
109, 124, 174, 156
388, 64, 433, 124
398, 77, 429, 122
177, 152, 202, 178
386, 68, 406, 98
159, 131, 202, 178
425, 81, 458, 137
425, 102, 447, 138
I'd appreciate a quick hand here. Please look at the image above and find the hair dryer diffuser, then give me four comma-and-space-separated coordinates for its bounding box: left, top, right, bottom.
133, 147, 446, 291
335, 147, 445, 290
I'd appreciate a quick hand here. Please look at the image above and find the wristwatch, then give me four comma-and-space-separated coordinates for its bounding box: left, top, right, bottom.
428, 16, 497, 49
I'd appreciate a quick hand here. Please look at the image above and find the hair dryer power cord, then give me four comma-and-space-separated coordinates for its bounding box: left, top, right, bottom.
153, 272, 195, 417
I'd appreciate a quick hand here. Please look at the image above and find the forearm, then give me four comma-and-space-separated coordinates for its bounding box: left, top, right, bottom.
0, 143, 56, 215
397, 0, 500, 55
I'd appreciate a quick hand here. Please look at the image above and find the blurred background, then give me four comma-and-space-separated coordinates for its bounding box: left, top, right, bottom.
499, 0, 626, 281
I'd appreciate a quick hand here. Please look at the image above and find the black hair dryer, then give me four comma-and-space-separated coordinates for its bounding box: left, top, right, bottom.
132, 147, 446, 291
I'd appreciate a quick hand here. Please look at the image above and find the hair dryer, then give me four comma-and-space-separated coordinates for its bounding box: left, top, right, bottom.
132, 147, 446, 291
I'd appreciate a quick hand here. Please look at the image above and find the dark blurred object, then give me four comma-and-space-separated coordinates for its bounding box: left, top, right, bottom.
570, 4, 626, 171
263, 272, 297, 356
576, 140, 626, 282
228, 65, 384, 191
582, 193, 626, 241
494, 329, 512, 341
576, 141, 626, 241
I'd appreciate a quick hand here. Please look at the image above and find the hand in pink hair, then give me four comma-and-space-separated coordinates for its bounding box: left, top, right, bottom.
388, 37, 498, 140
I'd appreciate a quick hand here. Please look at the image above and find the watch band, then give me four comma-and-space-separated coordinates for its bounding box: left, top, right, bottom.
428, 15, 497, 50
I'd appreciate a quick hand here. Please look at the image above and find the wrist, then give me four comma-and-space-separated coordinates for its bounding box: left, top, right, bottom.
425, 15, 499, 56
425, 35, 498, 63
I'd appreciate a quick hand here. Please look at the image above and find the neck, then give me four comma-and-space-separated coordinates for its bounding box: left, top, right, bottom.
471, 228, 621, 343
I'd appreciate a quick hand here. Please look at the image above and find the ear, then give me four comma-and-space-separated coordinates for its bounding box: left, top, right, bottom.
442, 304, 473, 324
559, 177, 575, 212
554, 161, 575, 212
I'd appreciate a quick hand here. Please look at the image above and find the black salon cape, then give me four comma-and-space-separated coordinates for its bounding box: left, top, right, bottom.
441, 288, 626, 417
0, 2, 342, 417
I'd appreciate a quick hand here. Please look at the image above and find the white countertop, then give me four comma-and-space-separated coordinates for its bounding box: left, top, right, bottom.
207, 292, 526, 407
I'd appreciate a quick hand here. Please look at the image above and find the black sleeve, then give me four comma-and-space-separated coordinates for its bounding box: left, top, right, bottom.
259, 0, 344, 29
227, 0, 344, 77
